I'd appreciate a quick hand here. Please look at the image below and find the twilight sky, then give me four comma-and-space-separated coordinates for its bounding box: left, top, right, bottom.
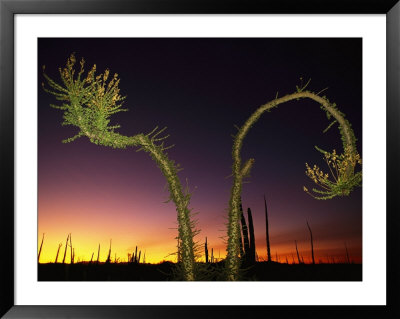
38, 38, 362, 264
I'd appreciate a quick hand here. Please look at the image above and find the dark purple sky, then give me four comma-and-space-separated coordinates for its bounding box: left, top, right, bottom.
38, 38, 362, 264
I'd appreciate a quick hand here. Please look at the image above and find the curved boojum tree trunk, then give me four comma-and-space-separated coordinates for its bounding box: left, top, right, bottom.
226, 87, 362, 280
43, 54, 196, 281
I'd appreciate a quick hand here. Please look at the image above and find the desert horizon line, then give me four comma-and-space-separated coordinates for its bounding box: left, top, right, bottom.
37, 233, 362, 265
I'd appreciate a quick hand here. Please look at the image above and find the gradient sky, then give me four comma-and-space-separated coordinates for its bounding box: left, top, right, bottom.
38, 38, 362, 265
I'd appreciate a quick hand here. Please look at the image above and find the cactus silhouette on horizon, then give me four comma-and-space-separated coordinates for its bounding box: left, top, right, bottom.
62, 234, 69, 264
264, 195, 272, 262
205, 237, 209, 263
239, 202, 250, 260
38, 233, 45, 263
55, 242, 62, 263
247, 207, 256, 265
306, 220, 315, 265
295, 240, 301, 264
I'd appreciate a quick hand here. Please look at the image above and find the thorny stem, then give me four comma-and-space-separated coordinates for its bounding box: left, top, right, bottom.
226, 90, 360, 281
44, 56, 196, 280
74, 103, 195, 280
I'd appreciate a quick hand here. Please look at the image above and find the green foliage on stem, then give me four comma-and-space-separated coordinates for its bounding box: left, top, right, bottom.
43, 54, 197, 280
226, 79, 362, 280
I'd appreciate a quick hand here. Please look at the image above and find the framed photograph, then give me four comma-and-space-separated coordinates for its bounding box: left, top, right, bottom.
1, 0, 399, 318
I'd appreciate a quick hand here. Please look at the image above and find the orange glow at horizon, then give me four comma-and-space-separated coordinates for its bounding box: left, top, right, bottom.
38, 232, 362, 264
38, 215, 362, 265
38, 37, 363, 269
38, 185, 362, 265
38, 179, 362, 265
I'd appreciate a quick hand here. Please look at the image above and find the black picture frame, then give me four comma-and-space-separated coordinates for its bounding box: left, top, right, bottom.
1, 0, 399, 318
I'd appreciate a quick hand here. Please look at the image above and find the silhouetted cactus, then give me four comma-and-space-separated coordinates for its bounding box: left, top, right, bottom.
55, 243, 62, 263
70, 233, 73, 264
134, 246, 138, 263
205, 237, 209, 263
345, 242, 351, 264
264, 195, 272, 262
240, 202, 250, 258
62, 234, 69, 264
238, 226, 245, 259
295, 240, 301, 264
97, 243, 100, 264
38, 233, 45, 262
306, 221, 315, 264
247, 207, 256, 264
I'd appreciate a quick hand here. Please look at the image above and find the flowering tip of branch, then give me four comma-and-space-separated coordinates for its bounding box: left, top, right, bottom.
304, 146, 362, 199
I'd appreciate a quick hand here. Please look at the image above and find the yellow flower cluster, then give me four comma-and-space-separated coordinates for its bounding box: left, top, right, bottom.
305, 162, 329, 188
323, 147, 361, 182
86, 65, 97, 83
87, 68, 122, 111
304, 146, 362, 199
58, 53, 123, 112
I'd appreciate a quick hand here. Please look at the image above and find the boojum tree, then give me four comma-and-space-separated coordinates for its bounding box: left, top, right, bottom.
226, 79, 362, 280
42, 54, 198, 281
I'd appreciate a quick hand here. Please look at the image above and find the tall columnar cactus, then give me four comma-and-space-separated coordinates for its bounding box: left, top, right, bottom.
43, 54, 197, 280
295, 240, 301, 264
134, 246, 138, 263
70, 233, 73, 264
264, 195, 272, 262
345, 242, 351, 264
62, 234, 69, 264
97, 243, 100, 264
306, 221, 315, 265
226, 79, 362, 280
240, 203, 250, 259
247, 207, 256, 264
55, 243, 62, 263
205, 237, 209, 263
